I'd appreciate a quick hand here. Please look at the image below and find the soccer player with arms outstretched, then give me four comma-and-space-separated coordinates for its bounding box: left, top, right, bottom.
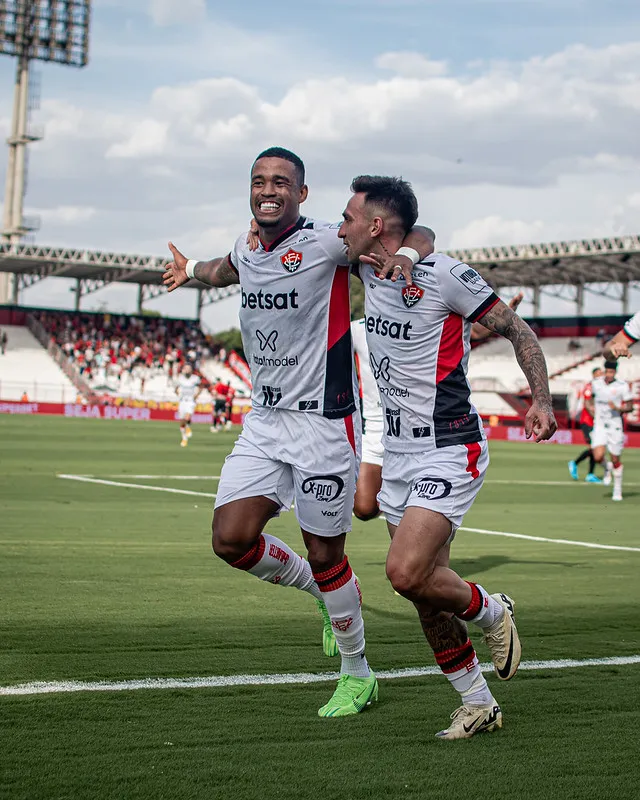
176, 363, 201, 447
586, 361, 634, 501
163, 148, 434, 717
339, 175, 557, 739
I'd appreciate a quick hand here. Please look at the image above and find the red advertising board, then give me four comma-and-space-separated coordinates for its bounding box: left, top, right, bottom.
3, 400, 640, 447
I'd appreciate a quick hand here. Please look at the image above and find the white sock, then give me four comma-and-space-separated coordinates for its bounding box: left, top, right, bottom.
313, 557, 370, 678
613, 465, 623, 497
231, 534, 321, 600
458, 582, 504, 629
434, 638, 492, 706
180, 426, 187, 441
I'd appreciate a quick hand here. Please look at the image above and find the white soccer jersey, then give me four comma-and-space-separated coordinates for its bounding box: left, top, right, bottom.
361, 253, 499, 453
623, 311, 640, 343
591, 377, 633, 426
351, 318, 382, 424
230, 217, 356, 419
178, 374, 200, 402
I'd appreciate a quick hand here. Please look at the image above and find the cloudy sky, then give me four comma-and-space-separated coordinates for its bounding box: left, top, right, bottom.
2, 0, 640, 329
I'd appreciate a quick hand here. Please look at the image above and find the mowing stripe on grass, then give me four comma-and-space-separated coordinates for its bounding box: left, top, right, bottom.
58, 474, 216, 499
101, 475, 222, 480
2, 655, 639, 697
461, 526, 640, 553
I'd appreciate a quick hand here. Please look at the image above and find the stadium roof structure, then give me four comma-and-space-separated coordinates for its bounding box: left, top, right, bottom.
1, 233, 640, 315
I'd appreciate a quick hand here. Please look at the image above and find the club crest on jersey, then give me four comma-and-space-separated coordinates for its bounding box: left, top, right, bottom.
402, 285, 424, 308
281, 249, 303, 273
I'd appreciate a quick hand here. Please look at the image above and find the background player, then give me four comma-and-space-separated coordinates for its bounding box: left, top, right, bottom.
586, 361, 634, 501
351, 317, 384, 521
163, 147, 435, 717
603, 310, 640, 360
339, 175, 556, 739
568, 366, 604, 482
176, 363, 201, 447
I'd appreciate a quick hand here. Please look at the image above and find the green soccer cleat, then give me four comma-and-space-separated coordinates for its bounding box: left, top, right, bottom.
318, 673, 379, 718
315, 599, 339, 657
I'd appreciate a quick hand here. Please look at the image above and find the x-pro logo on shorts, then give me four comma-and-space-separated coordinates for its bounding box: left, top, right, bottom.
301, 475, 345, 502
256, 329, 278, 352
370, 353, 390, 381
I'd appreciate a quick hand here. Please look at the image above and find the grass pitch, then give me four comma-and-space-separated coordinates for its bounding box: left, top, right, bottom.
1, 415, 639, 800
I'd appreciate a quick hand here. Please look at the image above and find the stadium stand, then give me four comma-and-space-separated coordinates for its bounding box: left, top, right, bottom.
0, 324, 77, 401
29, 309, 249, 404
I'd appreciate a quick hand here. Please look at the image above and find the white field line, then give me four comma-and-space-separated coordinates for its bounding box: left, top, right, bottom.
57, 474, 216, 499
461, 526, 640, 553
56, 474, 639, 553
2, 655, 639, 697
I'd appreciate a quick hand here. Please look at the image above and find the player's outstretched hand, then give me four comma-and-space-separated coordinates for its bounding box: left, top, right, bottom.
509, 292, 524, 313
606, 340, 632, 359
359, 252, 413, 285
163, 242, 190, 292
525, 402, 557, 442
246, 219, 260, 252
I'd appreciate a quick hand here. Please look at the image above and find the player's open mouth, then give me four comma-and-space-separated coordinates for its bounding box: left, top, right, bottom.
258, 202, 281, 214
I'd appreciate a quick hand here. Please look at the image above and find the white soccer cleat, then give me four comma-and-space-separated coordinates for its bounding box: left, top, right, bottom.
612, 494, 623, 502
436, 703, 502, 740
484, 593, 521, 681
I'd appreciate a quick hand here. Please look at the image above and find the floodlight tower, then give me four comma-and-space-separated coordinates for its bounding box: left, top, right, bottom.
0, 1, 90, 304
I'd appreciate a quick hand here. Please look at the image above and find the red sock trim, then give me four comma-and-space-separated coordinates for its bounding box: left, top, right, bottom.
231, 535, 266, 571
313, 557, 353, 593
434, 640, 477, 674
458, 581, 483, 621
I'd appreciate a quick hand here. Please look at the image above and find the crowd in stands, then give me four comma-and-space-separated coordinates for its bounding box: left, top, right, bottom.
33, 310, 227, 384
32, 310, 235, 402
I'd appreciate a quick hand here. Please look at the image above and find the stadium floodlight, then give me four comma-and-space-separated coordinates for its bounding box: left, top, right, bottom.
0, 1, 91, 304
0, 0, 90, 67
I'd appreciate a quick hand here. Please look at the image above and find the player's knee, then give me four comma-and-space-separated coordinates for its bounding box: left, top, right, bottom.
211, 519, 249, 564
386, 558, 421, 598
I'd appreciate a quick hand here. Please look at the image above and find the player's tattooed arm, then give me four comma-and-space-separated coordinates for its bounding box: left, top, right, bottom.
360, 225, 436, 284
163, 242, 239, 291
479, 299, 557, 442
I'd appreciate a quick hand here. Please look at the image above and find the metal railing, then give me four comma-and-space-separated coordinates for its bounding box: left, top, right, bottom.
0, 380, 78, 403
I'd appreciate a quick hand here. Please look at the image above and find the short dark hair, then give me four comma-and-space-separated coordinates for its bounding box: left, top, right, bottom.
592, 367, 602, 375
253, 147, 305, 185
604, 360, 618, 370
350, 175, 419, 233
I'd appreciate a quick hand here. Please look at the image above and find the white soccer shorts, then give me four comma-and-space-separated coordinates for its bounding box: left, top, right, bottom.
215, 405, 361, 537
591, 421, 624, 457
378, 441, 489, 533
178, 400, 196, 420
361, 418, 384, 468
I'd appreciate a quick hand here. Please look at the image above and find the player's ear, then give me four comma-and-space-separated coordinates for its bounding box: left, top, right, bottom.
299, 183, 309, 204
371, 216, 384, 238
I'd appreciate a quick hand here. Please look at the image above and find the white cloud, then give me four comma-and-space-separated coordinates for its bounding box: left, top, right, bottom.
448, 216, 545, 249
148, 0, 206, 26
36, 206, 97, 225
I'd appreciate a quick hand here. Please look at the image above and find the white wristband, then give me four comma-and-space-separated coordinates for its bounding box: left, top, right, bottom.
185, 259, 197, 280
395, 246, 420, 265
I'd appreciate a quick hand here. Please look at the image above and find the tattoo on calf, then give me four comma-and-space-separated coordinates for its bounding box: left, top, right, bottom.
414, 605, 469, 652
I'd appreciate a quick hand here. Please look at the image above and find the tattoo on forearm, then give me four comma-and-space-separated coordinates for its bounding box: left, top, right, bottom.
194, 256, 239, 288
481, 303, 552, 406
414, 605, 469, 652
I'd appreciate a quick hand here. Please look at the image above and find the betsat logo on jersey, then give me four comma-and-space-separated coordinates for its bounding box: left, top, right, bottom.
365, 315, 413, 340
280, 249, 303, 273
